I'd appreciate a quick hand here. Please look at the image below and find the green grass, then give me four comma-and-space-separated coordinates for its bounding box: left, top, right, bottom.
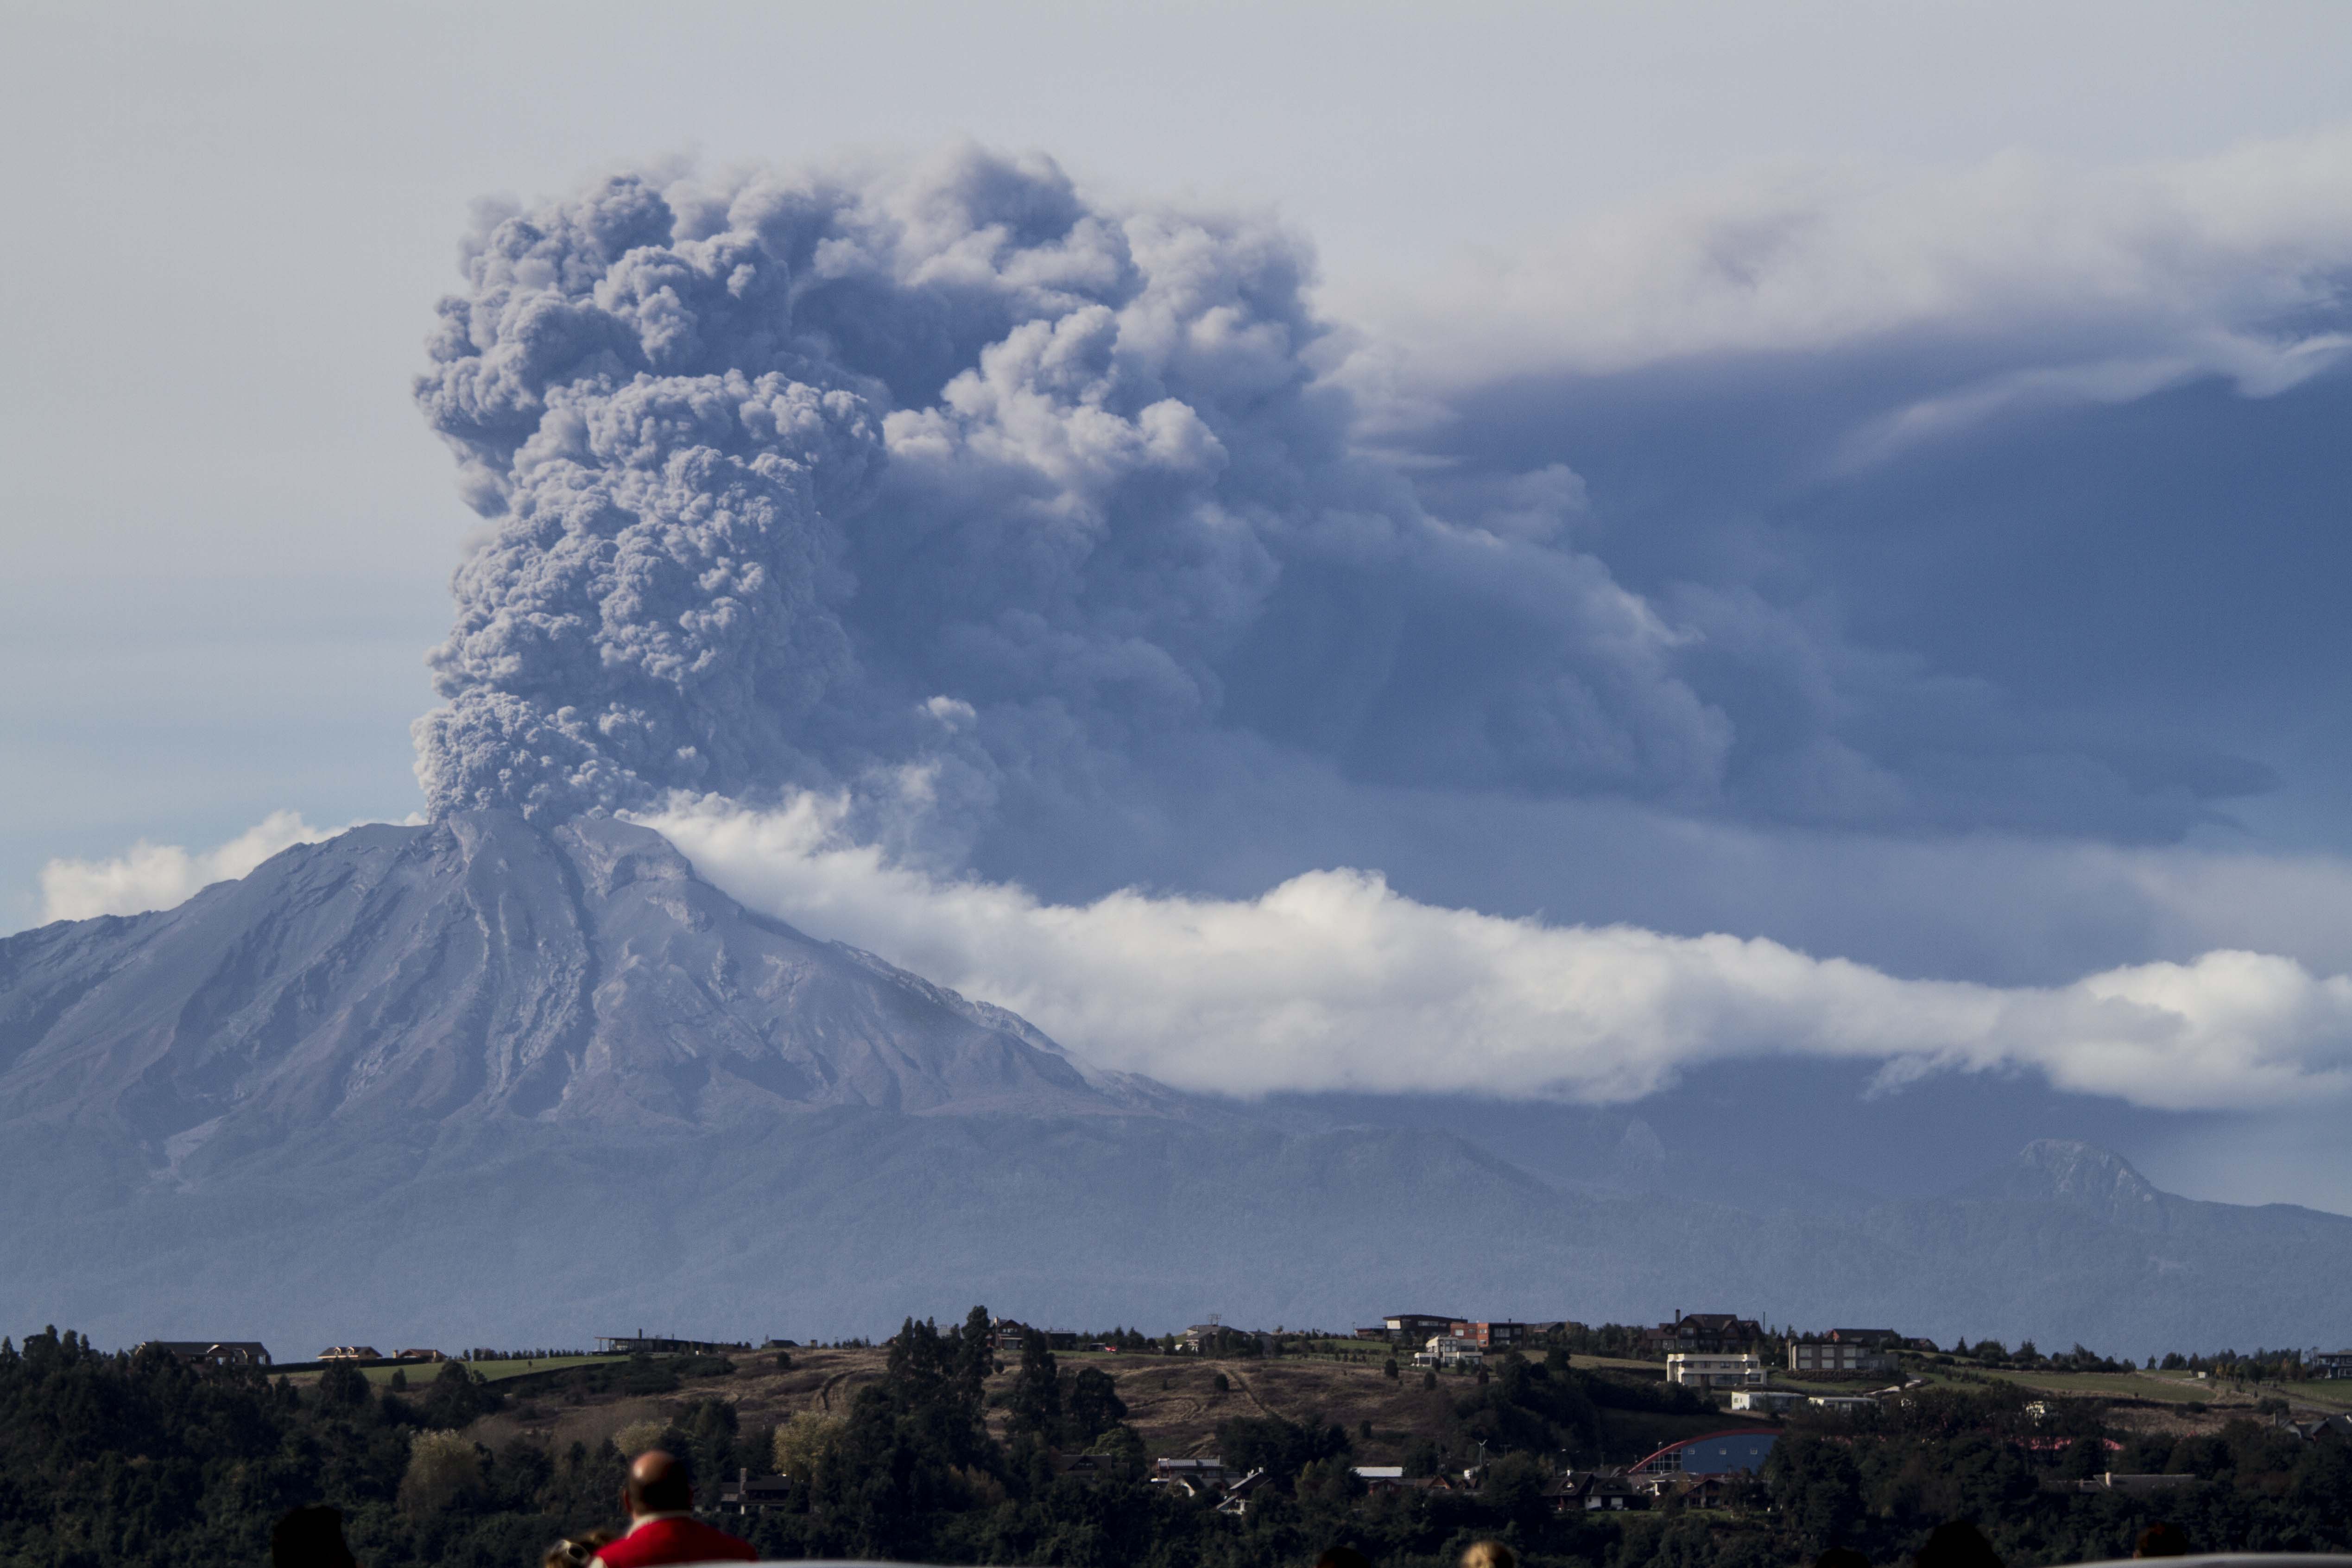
1927, 1363, 2352, 1408
354, 1354, 625, 1386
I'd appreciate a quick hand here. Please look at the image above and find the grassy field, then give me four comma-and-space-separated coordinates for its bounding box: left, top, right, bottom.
1911, 1361, 2352, 1412
454, 1344, 1744, 1470
343, 1355, 626, 1386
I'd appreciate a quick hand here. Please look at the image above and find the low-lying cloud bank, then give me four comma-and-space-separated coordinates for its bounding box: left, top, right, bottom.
644, 796, 2352, 1113
37, 811, 338, 922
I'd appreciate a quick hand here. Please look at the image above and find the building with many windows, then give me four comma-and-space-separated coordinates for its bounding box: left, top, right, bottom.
1415, 1334, 1486, 1369
1666, 1353, 1768, 1388
1789, 1337, 1897, 1377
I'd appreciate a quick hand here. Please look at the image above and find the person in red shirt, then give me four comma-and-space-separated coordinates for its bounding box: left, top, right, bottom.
590, 1450, 757, 1567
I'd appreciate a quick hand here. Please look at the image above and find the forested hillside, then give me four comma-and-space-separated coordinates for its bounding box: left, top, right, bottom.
5, 1322, 2352, 1568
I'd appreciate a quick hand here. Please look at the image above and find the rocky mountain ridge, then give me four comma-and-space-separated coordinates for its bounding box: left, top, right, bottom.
3, 818, 2349, 1355
0, 812, 1175, 1163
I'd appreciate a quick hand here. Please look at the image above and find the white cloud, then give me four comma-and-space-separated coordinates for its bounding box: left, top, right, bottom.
38, 811, 341, 923
1357, 126, 2352, 401
643, 794, 2352, 1113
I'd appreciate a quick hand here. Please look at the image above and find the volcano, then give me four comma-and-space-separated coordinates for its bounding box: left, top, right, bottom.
5, 816, 2352, 1355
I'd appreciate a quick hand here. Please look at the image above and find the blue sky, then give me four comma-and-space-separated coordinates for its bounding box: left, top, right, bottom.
7, 1, 2352, 1209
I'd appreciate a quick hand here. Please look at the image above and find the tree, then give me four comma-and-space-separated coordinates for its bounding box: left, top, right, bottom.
955, 1304, 995, 1398
1215, 1412, 1350, 1484
419, 1360, 496, 1429
399, 1429, 483, 1515
1065, 1365, 1127, 1445
1009, 1327, 1060, 1436
773, 1409, 845, 1476
316, 1362, 371, 1410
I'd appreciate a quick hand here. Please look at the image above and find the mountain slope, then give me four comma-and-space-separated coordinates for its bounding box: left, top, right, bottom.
0, 812, 1172, 1157
4, 822, 2352, 1355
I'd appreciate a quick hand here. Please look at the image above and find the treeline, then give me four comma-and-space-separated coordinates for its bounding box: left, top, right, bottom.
6, 1320, 2352, 1568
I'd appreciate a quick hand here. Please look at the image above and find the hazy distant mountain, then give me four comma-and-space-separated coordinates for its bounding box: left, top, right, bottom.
2, 817, 2347, 1357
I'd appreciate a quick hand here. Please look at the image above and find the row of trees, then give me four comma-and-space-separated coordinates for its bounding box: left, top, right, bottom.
6, 1318, 2352, 1568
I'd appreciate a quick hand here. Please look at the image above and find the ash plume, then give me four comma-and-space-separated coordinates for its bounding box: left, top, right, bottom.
411, 150, 1719, 829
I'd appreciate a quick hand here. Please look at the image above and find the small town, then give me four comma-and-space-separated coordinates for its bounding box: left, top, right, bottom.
63, 1304, 2346, 1567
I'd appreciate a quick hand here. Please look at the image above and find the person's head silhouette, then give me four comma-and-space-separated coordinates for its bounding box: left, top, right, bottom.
1914, 1520, 2002, 1568
271, 1505, 358, 1568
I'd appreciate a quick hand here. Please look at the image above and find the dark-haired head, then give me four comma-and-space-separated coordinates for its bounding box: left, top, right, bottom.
2135, 1524, 2190, 1558
1815, 1549, 1872, 1568
1317, 1548, 1375, 1568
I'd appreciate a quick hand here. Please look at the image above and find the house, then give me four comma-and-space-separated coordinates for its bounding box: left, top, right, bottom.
317, 1346, 381, 1363
1789, 1337, 1897, 1378
714, 1470, 793, 1514
1827, 1328, 1900, 1345
2316, 1350, 2352, 1380
1051, 1453, 1119, 1485
1808, 1395, 1878, 1416
1669, 1474, 1739, 1509
1666, 1353, 1767, 1388
1641, 1312, 1763, 1355
593, 1334, 748, 1355
1730, 1388, 1805, 1413
394, 1348, 447, 1363
1352, 1466, 1407, 1495
140, 1340, 272, 1368
1451, 1320, 1536, 1351
1214, 1468, 1271, 1515
1155, 1457, 1230, 1486
1547, 1469, 1642, 1512
1382, 1313, 1459, 1343
1353, 1327, 1392, 1342
1414, 1334, 1485, 1370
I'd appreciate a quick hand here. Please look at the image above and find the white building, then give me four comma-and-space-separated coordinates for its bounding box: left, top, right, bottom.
1414, 1333, 1485, 1369
1666, 1353, 1768, 1388
1809, 1395, 1879, 1416
1730, 1387, 1805, 1412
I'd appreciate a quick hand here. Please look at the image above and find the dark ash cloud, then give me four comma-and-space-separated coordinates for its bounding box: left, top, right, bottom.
411, 147, 2302, 866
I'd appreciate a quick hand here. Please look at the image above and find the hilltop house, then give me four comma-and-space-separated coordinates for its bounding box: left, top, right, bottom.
593, 1334, 749, 1355
1452, 1320, 1536, 1351
1666, 1353, 1767, 1388
1382, 1313, 1458, 1343
2315, 1350, 2352, 1380
1789, 1335, 1898, 1377
317, 1346, 381, 1363
1415, 1334, 1486, 1370
1641, 1312, 1762, 1355
140, 1341, 272, 1368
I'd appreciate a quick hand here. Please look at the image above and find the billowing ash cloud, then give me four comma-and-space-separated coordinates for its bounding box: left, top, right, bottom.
413, 144, 2319, 868
411, 150, 1724, 827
